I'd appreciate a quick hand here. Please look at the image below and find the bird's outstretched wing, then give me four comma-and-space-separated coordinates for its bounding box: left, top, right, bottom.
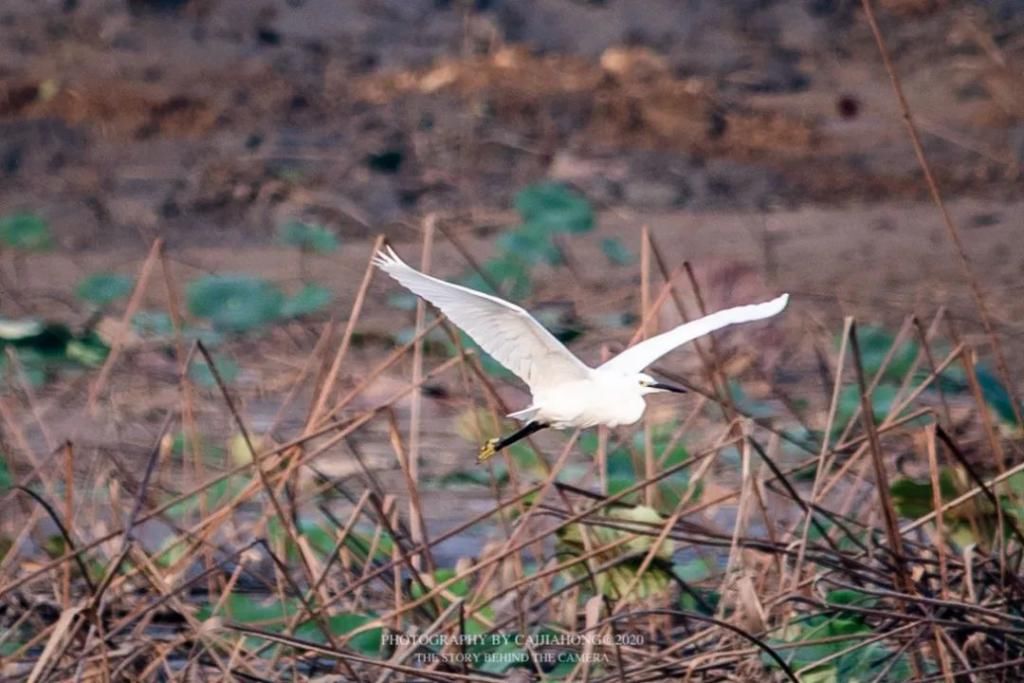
374, 246, 591, 391
599, 294, 789, 374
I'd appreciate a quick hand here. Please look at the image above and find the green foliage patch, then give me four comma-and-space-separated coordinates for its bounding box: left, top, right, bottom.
0, 213, 51, 251
75, 272, 133, 306
277, 221, 339, 254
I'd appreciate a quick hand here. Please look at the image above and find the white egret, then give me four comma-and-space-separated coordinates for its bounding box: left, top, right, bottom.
374, 245, 789, 461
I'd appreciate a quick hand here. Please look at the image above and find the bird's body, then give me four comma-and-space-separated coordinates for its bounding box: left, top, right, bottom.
373, 245, 789, 460
528, 372, 647, 429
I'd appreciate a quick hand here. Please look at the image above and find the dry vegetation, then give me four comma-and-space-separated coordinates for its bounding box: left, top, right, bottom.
3, 0, 1024, 681
2, 219, 1024, 681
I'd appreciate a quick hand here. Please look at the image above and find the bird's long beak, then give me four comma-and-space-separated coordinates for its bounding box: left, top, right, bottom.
651, 382, 687, 394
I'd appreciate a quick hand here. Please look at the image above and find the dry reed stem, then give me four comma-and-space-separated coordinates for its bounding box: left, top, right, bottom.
407, 217, 435, 569
859, 0, 1024, 431
817, 341, 965, 500
790, 316, 853, 589
307, 234, 386, 429
849, 323, 910, 590
86, 237, 162, 411
6, 210, 1024, 680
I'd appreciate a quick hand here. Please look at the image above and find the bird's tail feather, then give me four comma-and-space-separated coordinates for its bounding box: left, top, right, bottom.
507, 407, 540, 422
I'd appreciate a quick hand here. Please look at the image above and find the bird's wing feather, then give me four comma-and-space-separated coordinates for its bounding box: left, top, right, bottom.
374, 246, 591, 391
599, 294, 789, 374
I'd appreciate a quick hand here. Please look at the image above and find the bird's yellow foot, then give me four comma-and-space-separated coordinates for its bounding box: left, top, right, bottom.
478, 438, 499, 463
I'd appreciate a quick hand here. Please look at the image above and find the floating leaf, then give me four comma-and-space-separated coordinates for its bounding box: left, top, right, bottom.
197, 592, 299, 624
295, 518, 340, 558
0, 213, 51, 251
890, 474, 957, 519
153, 535, 190, 569
387, 292, 419, 311
188, 354, 239, 388
496, 225, 561, 266
340, 529, 395, 564
186, 274, 284, 332
586, 427, 699, 514
673, 557, 713, 583
558, 505, 675, 600
595, 311, 638, 329
195, 580, 382, 657
167, 474, 250, 519
65, 334, 109, 367
1, 348, 48, 386
679, 586, 720, 615
826, 588, 877, 609
655, 441, 701, 511
132, 311, 175, 338
891, 468, 1006, 549
765, 611, 911, 681
1006, 471, 1024, 498
0, 454, 11, 492
295, 613, 383, 656
41, 534, 67, 558
277, 221, 339, 254
514, 182, 594, 234
8, 324, 72, 358
194, 591, 303, 656
184, 327, 224, 348
167, 432, 225, 463
832, 384, 899, 437
409, 567, 471, 604
75, 273, 134, 306
409, 568, 497, 635
463, 255, 533, 301
0, 319, 43, 340
281, 283, 332, 318
974, 363, 1018, 425
605, 448, 638, 500
729, 380, 778, 419
891, 468, 989, 522
601, 237, 634, 266
470, 634, 529, 674
673, 559, 719, 615
933, 361, 1020, 426
844, 326, 918, 384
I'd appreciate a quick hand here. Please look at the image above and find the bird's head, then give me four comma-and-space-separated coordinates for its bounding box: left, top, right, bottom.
634, 372, 687, 396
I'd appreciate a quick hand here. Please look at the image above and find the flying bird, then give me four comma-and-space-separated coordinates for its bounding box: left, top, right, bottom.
374, 245, 788, 462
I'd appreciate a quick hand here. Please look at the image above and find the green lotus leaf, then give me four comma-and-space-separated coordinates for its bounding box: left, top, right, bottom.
186, 274, 285, 332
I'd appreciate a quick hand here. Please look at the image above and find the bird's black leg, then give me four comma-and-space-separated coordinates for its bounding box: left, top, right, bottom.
478, 421, 548, 462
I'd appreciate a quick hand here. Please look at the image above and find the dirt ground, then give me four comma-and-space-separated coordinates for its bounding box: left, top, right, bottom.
1, 2, 1022, 303
2, 0, 1023, 244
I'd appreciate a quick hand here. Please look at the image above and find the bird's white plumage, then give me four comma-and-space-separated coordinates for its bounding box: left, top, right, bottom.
373, 246, 591, 393
374, 245, 789, 431
598, 293, 789, 374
